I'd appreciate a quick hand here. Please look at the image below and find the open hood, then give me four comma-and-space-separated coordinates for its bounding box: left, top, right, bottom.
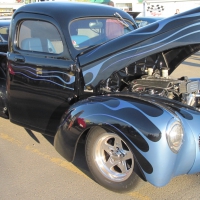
79, 6, 200, 88
127, 11, 141, 19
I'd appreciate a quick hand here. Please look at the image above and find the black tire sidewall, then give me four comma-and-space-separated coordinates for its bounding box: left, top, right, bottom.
85, 126, 140, 193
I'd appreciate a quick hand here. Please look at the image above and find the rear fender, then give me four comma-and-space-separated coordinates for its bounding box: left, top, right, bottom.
0, 55, 8, 118
0, 86, 8, 118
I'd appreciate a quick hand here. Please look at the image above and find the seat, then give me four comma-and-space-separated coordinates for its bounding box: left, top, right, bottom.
21, 38, 56, 53
21, 38, 43, 52
47, 39, 56, 53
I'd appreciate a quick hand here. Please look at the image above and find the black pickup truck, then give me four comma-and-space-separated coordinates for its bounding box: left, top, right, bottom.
1, 1, 200, 193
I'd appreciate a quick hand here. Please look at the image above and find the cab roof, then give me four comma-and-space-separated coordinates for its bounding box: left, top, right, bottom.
15, 1, 134, 23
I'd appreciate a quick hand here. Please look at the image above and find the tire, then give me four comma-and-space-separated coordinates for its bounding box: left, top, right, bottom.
85, 127, 140, 193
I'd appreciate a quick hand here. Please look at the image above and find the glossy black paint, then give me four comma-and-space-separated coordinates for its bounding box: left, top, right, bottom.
0, 20, 10, 118
54, 90, 198, 161
7, 56, 75, 134
55, 90, 200, 176
5, 2, 137, 134
0, 2, 197, 149
0, 50, 8, 118
7, 12, 75, 134
1, 2, 200, 188
55, 94, 165, 179
0, 44, 8, 55
14, 2, 136, 60
0, 66, 7, 118
4, 2, 200, 134
79, 7, 200, 87
54, 94, 163, 158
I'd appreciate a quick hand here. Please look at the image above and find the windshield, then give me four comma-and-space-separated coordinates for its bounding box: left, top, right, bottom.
69, 17, 135, 50
0, 26, 9, 41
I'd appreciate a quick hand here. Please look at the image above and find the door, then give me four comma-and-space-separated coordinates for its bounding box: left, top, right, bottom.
7, 18, 76, 134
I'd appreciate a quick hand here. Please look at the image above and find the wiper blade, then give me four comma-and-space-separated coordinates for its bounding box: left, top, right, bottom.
114, 12, 129, 28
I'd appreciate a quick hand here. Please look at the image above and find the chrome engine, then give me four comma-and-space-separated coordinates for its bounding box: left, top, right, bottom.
130, 75, 200, 109
100, 66, 200, 110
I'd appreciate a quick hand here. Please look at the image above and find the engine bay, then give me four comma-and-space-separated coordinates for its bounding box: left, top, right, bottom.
98, 55, 200, 110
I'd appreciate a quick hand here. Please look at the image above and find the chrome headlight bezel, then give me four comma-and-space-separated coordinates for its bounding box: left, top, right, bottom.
166, 118, 184, 154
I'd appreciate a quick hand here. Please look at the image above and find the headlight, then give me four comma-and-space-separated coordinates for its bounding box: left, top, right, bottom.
166, 118, 184, 153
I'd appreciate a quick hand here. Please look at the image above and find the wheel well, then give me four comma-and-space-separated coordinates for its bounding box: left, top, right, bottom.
74, 126, 146, 182
73, 128, 90, 161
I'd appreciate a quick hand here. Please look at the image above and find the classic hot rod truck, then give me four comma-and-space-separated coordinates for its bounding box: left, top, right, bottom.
1, 1, 200, 193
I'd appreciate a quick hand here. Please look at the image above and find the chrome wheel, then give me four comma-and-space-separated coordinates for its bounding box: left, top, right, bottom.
93, 132, 134, 182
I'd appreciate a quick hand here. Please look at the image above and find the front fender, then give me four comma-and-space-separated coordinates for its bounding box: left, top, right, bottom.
54, 94, 195, 187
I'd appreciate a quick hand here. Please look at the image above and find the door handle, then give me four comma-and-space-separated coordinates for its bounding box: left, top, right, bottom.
14, 55, 25, 63
36, 68, 43, 75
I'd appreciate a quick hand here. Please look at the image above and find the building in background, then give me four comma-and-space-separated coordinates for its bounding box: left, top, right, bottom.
91, 0, 200, 17
0, 0, 45, 16
113, 0, 141, 12
0, 0, 25, 16
112, 0, 200, 17
1, 0, 199, 17
143, 0, 200, 17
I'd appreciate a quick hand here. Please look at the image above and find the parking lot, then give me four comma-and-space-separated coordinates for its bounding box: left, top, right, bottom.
1, 53, 200, 200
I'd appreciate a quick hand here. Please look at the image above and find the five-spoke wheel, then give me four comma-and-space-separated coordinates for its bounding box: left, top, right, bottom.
85, 127, 139, 192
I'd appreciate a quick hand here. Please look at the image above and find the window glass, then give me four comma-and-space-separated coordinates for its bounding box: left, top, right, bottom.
18, 20, 63, 54
135, 20, 148, 28
69, 18, 135, 50
0, 26, 9, 41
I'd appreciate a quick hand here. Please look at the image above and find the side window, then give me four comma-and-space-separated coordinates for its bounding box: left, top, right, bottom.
18, 20, 63, 54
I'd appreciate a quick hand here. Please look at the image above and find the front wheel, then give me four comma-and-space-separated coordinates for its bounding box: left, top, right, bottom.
85, 127, 140, 193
